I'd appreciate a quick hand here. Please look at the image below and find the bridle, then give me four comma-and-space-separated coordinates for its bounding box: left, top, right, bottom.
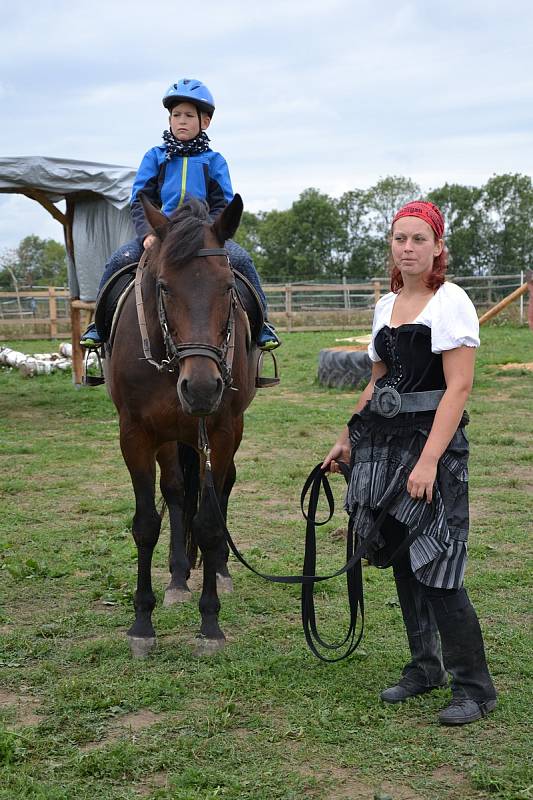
135, 247, 237, 387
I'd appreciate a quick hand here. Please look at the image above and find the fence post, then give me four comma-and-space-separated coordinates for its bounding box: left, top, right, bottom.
373, 279, 381, 304
520, 270, 524, 323
48, 286, 57, 338
343, 276, 350, 310
285, 283, 292, 333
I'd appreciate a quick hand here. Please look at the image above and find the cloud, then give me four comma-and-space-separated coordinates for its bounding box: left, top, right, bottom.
0, 0, 531, 249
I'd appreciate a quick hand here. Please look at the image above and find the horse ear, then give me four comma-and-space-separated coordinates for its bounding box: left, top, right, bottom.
139, 192, 170, 239
212, 194, 243, 244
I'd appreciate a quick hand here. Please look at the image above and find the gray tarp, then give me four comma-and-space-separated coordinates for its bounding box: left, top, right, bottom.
0, 156, 137, 301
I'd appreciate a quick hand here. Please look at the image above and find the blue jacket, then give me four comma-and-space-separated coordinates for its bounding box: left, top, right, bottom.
130, 145, 234, 240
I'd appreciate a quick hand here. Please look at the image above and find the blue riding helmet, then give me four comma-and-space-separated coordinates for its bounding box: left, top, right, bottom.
162, 79, 215, 117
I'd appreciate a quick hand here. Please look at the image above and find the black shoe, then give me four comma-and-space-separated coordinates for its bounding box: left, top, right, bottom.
438, 697, 496, 726
380, 680, 446, 704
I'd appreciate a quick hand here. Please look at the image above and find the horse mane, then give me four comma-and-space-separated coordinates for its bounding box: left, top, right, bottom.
157, 198, 211, 269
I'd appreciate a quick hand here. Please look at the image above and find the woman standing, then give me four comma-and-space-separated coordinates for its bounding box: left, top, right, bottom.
323, 201, 497, 726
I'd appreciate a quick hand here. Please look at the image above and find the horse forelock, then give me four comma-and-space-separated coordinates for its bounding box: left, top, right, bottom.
155, 198, 212, 272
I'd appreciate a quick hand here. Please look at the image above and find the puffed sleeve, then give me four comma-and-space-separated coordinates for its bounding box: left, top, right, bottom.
368, 293, 394, 361
431, 282, 480, 353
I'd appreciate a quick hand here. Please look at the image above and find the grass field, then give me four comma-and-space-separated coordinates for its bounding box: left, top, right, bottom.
1, 326, 532, 800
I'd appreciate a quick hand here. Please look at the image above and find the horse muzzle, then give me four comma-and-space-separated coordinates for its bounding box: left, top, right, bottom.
177, 366, 224, 416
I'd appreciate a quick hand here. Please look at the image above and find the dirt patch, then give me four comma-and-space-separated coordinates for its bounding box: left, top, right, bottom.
497, 362, 533, 372
115, 709, 161, 732
327, 773, 423, 800
431, 765, 469, 786
0, 689, 42, 727
80, 709, 163, 752
134, 771, 168, 796
294, 762, 424, 800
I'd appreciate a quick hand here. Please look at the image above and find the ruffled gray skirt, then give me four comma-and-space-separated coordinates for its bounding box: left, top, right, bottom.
345, 410, 470, 589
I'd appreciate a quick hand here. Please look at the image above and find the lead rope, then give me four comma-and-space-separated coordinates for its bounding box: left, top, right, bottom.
197, 420, 434, 662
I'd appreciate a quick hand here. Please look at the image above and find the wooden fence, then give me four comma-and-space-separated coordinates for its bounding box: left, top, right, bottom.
0, 274, 528, 340
0, 288, 71, 339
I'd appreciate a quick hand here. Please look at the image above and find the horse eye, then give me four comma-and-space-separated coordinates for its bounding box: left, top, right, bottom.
159, 282, 170, 295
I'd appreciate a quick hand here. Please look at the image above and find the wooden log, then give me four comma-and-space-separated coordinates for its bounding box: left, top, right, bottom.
478, 283, 528, 325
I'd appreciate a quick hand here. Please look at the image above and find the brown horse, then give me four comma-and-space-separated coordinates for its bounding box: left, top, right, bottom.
106, 194, 260, 657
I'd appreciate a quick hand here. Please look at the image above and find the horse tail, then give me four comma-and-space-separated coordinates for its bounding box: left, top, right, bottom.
178, 443, 200, 569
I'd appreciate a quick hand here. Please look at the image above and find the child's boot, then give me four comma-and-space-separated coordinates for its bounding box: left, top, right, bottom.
80, 323, 103, 349
257, 321, 281, 351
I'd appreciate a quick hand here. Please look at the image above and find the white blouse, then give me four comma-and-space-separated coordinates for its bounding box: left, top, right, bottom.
368, 281, 480, 363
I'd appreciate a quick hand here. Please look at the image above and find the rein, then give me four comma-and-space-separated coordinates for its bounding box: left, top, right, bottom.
198, 419, 434, 662
135, 247, 236, 386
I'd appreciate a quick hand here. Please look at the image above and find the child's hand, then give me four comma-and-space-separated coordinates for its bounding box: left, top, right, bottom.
143, 234, 157, 250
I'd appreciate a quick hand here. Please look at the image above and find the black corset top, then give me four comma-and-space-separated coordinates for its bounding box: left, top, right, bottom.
374, 324, 446, 393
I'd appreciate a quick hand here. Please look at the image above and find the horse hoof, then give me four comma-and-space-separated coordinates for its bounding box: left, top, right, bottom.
193, 636, 226, 657
216, 573, 233, 594
163, 587, 192, 606
127, 635, 157, 659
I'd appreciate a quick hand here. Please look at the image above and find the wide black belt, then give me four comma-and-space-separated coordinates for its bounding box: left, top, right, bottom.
370, 386, 445, 418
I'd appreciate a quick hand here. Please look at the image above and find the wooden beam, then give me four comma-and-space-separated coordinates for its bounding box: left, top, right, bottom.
479, 283, 528, 325
19, 188, 67, 226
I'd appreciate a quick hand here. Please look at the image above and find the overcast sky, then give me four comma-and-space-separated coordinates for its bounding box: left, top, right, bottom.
1, 0, 532, 249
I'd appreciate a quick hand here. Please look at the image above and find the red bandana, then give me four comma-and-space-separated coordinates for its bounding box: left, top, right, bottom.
392, 201, 445, 239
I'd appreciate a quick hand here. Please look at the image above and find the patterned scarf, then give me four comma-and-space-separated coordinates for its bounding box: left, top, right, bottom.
392, 201, 445, 238
162, 129, 211, 161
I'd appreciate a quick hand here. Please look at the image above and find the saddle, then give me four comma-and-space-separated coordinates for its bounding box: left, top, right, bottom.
94, 262, 137, 345
88, 262, 279, 388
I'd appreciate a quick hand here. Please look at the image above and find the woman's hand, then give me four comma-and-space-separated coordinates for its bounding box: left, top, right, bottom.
407, 455, 438, 503
322, 431, 351, 474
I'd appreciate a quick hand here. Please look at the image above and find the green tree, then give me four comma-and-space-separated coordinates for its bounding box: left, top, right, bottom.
286, 188, 346, 279
254, 208, 294, 280
337, 189, 375, 278
427, 183, 487, 275
0, 235, 67, 289
233, 210, 263, 266
363, 176, 421, 275
481, 173, 533, 274
255, 189, 346, 281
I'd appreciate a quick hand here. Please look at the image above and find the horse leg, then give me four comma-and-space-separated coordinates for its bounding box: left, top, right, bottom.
191, 490, 227, 655
121, 428, 160, 658
215, 460, 235, 595
192, 425, 243, 655
157, 442, 193, 606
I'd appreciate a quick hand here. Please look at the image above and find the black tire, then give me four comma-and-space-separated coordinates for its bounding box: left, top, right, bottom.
318, 349, 372, 388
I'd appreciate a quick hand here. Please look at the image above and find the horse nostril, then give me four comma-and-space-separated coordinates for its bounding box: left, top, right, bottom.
179, 378, 189, 397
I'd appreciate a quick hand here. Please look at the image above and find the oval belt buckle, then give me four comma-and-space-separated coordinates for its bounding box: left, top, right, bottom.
375, 386, 401, 417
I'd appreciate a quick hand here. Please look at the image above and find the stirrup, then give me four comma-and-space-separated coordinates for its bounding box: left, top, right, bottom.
256, 350, 280, 388
83, 346, 105, 386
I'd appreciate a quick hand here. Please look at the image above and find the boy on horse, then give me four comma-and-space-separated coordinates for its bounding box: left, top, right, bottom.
81, 78, 280, 351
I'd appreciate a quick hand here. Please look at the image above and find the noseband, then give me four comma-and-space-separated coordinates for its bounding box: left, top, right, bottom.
135, 247, 237, 387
